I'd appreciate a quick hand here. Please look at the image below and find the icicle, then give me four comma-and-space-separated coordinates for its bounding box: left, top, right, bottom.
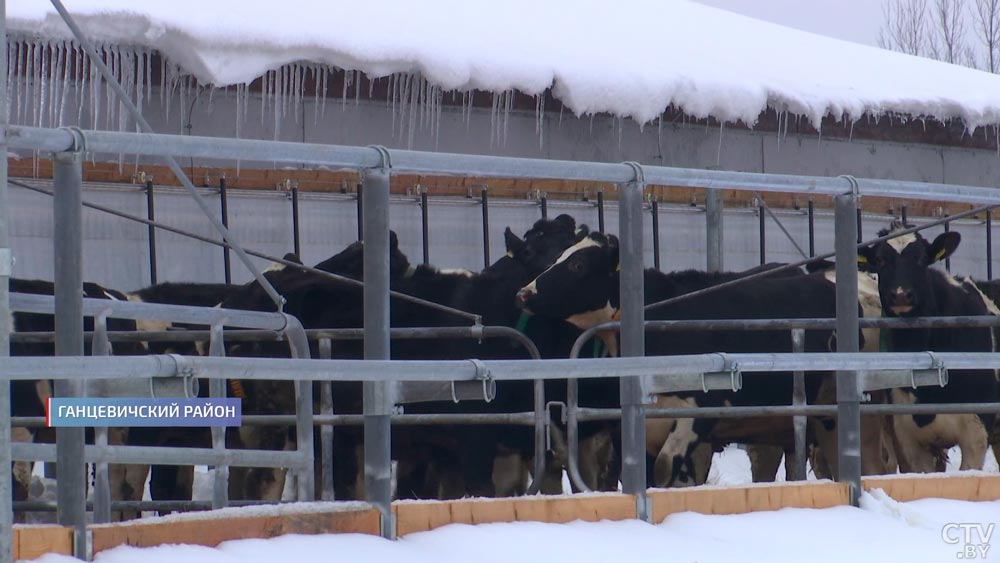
13, 40, 22, 126
407, 74, 418, 149
849, 119, 855, 143
320, 66, 329, 120
342, 67, 350, 111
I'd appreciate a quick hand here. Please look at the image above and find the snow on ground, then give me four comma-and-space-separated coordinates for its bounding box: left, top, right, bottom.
22, 490, 1000, 563
9, 0, 1000, 133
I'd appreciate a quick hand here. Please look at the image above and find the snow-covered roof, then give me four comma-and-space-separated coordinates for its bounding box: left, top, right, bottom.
9, 0, 1000, 133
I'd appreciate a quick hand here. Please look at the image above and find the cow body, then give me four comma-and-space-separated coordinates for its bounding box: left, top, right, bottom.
859, 222, 999, 473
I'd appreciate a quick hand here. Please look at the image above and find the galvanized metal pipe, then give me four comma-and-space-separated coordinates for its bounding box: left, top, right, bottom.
318, 338, 335, 500
480, 186, 490, 268
618, 164, 648, 521
362, 163, 395, 538
0, 1, 13, 558
219, 176, 232, 284
12, 443, 306, 469
834, 186, 862, 506
791, 329, 807, 481
145, 179, 158, 285
52, 149, 87, 556
705, 188, 724, 272
291, 185, 301, 258
208, 323, 229, 509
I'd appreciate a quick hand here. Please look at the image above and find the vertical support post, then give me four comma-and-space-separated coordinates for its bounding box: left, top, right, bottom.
53, 149, 87, 558
758, 197, 766, 265
480, 186, 490, 268
419, 186, 430, 265
900, 204, 908, 224
856, 208, 863, 244
650, 197, 661, 270
318, 338, 335, 500
219, 176, 232, 284
362, 155, 395, 539
791, 328, 807, 481
208, 323, 229, 510
943, 220, 951, 272
705, 189, 724, 272
834, 184, 861, 507
91, 312, 112, 525
145, 178, 157, 285
987, 210, 993, 281
356, 183, 364, 241
619, 163, 648, 522
807, 199, 815, 257
539, 191, 548, 219
596, 188, 606, 234
0, 1, 14, 557
291, 185, 301, 258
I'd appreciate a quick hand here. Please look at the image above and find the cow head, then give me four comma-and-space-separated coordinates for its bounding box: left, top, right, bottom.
313, 230, 413, 281
858, 220, 960, 317
516, 231, 619, 329
501, 214, 590, 279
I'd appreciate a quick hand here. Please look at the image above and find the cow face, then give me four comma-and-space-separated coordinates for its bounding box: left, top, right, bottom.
858, 221, 960, 317
516, 232, 619, 329
503, 214, 590, 279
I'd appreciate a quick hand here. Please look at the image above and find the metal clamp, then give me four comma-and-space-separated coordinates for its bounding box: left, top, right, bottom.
838, 174, 861, 198
60, 126, 89, 153
913, 351, 949, 388
623, 161, 645, 185
368, 144, 393, 171
472, 359, 496, 403
702, 352, 743, 393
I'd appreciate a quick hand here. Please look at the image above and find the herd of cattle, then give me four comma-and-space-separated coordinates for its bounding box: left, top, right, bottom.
6, 213, 1000, 521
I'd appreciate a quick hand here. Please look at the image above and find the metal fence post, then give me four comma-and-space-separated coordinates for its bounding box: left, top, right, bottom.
419, 185, 430, 265
290, 185, 301, 258
539, 191, 548, 219
650, 196, 661, 270
791, 328, 807, 481
706, 188, 724, 272
758, 196, 766, 265
480, 186, 491, 268
318, 338, 335, 500
596, 187, 606, 234
619, 162, 648, 522
807, 198, 815, 258
208, 322, 229, 510
53, 148, 88, 557
145, 178, 157, 285
219, 176, 232, 284
0, 2, 14, 558
363, 149, 395, 539
834, 179, 861, 507
987, 210, 993, 281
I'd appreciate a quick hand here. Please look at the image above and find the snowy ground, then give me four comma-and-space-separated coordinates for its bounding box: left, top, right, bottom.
21, 489, 1000, 563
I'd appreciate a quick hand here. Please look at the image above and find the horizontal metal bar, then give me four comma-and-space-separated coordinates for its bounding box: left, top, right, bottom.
10, 292, 289, 331
11, 443, 308, 469
12, 499, 303, 512
10, 126, 1000, 206
577, 401, 1000, 420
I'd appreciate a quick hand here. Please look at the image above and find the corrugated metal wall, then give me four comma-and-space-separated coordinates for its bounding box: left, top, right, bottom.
7, 179, 995, 293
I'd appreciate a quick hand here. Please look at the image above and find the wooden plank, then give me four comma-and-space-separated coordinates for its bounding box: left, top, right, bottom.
862, 473, 1000, 503
13, 525, 74, 561
393, 493, 636, 536
649, 481, 850, 523
90, 504, 380, 555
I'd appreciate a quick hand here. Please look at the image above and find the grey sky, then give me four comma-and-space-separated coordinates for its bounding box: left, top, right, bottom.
690, 0, 888, 47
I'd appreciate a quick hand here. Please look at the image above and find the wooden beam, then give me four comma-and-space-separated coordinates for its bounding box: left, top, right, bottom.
862, 473, 1000, 503
12, 525, 73, 561
90, 504, 380, 555
649, 481, 850, 524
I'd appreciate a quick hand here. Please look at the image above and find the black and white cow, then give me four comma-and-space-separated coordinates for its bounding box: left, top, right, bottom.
217, 216, 591, 502
515, 231, 859, 488
858, 221, 1000, 472
7, 277, 144, 520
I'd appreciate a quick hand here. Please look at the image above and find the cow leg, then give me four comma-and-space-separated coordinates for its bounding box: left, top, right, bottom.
577, 427, 616, 491
688, 442, 713, 485
746, 444, 783, 483
11, 427, 34, 524
107, 427, 147, 521
653, 397, 709, 488
492, 445, 527, 497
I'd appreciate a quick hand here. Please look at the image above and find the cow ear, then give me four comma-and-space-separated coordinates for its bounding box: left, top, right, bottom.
283, 252, 303, 265
575, 223, 591, 241
552, 214, 576, 232
928, 232, 961, 263
389, 230, 400, 250
504, 227, 525, 257
606, 235, 620, 273
857, 245, 877, 271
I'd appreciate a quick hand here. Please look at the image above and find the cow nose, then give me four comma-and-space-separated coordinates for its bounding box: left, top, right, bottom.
890, 287, 914, 306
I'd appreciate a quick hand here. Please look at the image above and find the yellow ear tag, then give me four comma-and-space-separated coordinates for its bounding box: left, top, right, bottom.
615, 263, 621, 272
506, 251, 514, 258
857, 255, 868, 264
934, 248, 948, 261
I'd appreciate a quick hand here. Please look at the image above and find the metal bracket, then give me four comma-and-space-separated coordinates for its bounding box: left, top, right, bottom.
838, 174, 861, 198
623, 161, 646, 185
0, 247, 12, 276
450, 359, 496, 403
912, 351, 949, 388
367, 144, 393, 171
60, 126, 88, 154
702, 353, 743, 392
